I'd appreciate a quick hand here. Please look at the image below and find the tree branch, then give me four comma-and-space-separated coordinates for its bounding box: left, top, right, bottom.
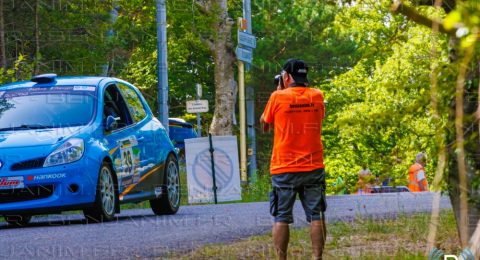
195, 0, 211, 15
200, 36, 215, 52
416, 0, 456, 13
391, 0, 456, 36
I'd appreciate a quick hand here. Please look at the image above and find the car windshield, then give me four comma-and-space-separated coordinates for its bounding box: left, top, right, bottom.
0, 86, 96, 131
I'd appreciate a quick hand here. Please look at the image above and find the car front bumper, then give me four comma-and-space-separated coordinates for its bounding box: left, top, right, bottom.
0, 158, 99, 215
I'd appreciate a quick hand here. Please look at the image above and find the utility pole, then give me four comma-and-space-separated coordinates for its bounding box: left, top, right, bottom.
243, 0, 257, 182
243, 0, 252, 34
156, 0, 169, 135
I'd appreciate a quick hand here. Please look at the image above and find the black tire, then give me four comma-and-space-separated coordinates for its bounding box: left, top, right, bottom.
4, 215, 32, 227
83, 162, 117, 223
150, 154, 180, 215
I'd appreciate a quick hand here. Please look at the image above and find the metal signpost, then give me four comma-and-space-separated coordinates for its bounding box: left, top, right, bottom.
196, 83, 202, 137
208, 134, 218, 204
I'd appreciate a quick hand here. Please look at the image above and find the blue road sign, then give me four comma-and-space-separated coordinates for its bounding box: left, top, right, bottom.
236, 47, 253, 63
238, 31, 256, 49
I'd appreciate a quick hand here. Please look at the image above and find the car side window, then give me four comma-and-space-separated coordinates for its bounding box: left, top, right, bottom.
103, 84, 133, 130
117, 82, 147, 123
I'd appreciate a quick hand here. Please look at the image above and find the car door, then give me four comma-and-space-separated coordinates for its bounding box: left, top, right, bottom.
102, 84, 145, 198
116, 82, 160, 196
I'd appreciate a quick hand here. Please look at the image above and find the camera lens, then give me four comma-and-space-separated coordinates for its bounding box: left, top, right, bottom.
274, 75, 281, 86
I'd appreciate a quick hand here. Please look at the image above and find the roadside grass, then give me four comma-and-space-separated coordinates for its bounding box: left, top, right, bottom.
241, 171, 271, 203
169, 210, 460, 259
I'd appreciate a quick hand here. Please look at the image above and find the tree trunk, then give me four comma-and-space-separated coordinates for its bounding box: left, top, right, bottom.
208, 0, 236, 136
0, 0, 6, 69
447, 44, 480, 250
477, 61, 480, 144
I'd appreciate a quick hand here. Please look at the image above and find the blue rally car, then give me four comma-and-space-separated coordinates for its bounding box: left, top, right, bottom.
0, 74, 180, 225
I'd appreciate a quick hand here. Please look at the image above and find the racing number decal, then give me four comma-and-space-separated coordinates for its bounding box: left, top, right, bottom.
117, 136, 140, 187
123, 150, 134, 174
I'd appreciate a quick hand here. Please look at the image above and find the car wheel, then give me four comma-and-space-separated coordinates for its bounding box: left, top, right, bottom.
150, 154, 180, 215
4, 215, 32, 227
84, 162, 117, 223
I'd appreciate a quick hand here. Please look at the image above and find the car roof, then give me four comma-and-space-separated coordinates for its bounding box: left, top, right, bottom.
169, 118, 194, 128
0, 76, 110, 91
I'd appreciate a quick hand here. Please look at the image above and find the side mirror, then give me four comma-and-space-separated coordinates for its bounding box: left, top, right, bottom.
105, 115, 118, 131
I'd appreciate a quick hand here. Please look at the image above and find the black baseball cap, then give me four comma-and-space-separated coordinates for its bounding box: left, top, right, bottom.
282, 59, 309, 84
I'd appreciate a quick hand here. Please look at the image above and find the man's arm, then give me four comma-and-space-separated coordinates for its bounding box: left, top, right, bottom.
260, 113, 272, 133
416, 170, 428, 191
260, 92, 277, 133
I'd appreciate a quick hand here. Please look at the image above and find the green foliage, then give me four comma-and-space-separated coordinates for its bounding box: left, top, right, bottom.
2, 0, 114, 77
252, 1, 360, 183
322, 1, 456, 192
2, 0, 477, 195
114, 0, 226, 130
241, 166, 271, 202
0, 55, 35, 84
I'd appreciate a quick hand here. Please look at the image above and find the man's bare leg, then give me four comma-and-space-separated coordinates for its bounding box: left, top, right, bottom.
273, 222, 290, 260
311, 219, 326, 259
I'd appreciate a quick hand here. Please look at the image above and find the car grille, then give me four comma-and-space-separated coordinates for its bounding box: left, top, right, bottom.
11, 158, 46, 171
0, 185, 54, 203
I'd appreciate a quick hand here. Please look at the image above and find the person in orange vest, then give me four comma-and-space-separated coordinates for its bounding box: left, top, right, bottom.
408, 152, 429, 192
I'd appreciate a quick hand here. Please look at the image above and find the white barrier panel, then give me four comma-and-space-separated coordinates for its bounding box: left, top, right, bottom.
185, 136, 242, 204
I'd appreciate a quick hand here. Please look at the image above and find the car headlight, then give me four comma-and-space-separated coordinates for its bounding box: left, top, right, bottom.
44, 138, 85, 167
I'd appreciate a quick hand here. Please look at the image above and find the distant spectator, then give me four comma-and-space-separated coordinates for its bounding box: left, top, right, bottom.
333, 176, 347, 195
355, 169, 374, 194
408, 152, 429, 192
381, 176, 391, 186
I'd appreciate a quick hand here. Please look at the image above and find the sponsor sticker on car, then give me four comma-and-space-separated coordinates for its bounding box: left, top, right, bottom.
26, 173, 67, 181
73, 86, 96, 91
0, 176, 24, 190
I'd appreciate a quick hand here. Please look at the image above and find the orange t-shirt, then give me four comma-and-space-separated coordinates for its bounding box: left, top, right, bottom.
262, 86, 325, 174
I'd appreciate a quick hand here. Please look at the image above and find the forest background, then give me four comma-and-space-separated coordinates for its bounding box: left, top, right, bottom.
1, 0, 480, 249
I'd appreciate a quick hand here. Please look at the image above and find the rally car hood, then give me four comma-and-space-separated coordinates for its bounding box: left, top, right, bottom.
0, 126, 84, 148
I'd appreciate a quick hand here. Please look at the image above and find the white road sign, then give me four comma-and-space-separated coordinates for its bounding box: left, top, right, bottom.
185, 136, 242, 203
187, 100, 209, 113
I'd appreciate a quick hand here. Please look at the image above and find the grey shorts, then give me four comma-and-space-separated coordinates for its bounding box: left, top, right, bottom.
270, 168, 326, 223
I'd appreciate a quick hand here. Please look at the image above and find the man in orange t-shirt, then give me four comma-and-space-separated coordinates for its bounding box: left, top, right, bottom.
260, 59, 326, 260
408, 152, 429, 192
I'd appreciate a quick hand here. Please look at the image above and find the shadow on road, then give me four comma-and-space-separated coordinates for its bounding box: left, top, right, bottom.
0, 213, 162, 230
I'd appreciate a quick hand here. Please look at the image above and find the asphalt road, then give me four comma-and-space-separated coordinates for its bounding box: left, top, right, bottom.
0, 192, 451, 259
